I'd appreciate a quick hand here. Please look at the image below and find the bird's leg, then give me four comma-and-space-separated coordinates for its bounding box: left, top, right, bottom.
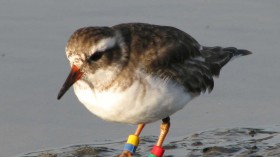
134, 123, 145, 136
149, 117, 170, 157
156, 117, 170, 147
119, 124, 145, 157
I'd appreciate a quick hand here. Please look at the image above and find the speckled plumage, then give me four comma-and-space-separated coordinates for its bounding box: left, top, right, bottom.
58, 23, 251, 124
57, 23, 252, 156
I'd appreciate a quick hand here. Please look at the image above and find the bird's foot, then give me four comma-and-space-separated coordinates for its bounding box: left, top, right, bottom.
118, 150, 133, 157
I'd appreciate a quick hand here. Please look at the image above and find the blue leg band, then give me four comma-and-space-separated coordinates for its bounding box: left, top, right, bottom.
123, 143, 137, 154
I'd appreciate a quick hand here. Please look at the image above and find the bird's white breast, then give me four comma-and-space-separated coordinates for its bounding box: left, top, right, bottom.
73, 74, 192, 124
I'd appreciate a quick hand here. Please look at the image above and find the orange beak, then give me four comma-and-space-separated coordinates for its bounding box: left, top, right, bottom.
57, 65, 83, 100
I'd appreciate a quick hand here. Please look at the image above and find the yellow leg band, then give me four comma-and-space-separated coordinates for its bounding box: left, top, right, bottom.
126, 134, 139, 147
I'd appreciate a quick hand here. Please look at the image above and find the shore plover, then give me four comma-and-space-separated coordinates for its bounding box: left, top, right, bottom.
57, 23, 251, 157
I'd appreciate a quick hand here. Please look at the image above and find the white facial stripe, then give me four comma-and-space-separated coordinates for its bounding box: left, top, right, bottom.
90, 37, 116, 55
68, 54, 85, 66
115, 31, 126, 53
68, 55, 78, 63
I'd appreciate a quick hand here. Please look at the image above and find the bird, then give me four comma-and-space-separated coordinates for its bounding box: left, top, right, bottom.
57, 23, 251, 157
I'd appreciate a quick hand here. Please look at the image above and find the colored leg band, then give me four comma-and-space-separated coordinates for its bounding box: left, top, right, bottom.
148, 154, 157, 157
126, 134, 139, 146
123, 143, 137, 154
150, 145, 165, 157
123, 135, 140, 154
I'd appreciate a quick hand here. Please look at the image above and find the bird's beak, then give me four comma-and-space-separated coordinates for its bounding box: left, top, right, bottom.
57, 65, 83, 100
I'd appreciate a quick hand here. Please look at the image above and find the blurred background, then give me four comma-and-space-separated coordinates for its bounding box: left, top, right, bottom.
0, 0, 279, 156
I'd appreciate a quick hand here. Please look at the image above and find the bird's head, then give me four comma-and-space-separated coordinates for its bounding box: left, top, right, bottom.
57, 27, 128, 100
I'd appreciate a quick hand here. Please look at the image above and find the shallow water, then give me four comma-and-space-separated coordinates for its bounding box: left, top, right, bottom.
1, 0, 280, 157
21, 127, 280, 157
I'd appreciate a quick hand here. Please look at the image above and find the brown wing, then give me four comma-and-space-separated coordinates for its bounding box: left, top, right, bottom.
149, 45, 251, 94
113, 23, 251, 94
154, 60, 216, 94
113, 23, 213, 94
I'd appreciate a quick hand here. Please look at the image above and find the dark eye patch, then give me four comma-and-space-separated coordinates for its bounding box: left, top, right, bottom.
89, 51, 103, 61
88, 46, 119, 62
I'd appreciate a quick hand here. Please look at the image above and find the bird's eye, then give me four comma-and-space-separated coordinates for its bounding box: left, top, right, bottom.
89, 52, 103, 61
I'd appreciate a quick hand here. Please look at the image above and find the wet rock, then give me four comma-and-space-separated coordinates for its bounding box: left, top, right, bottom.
191, 141, 203, 146
249, 130, 257, 137
38, 153, 57, 157
21, 127, 280, 157
72, 146, 98, 156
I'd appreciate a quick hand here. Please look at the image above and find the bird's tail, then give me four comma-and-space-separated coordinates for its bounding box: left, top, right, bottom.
201, 46, 252, 76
